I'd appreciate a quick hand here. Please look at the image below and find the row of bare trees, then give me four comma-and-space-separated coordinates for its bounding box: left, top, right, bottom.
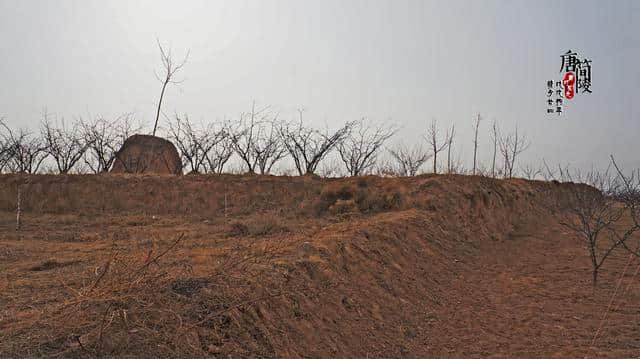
1, 111, 535, 178
384, 116, 529, 179
0, 114, 141, 174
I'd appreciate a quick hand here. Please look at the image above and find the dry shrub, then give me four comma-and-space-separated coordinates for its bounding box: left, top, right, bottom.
313, 180, 406, 215
228, 221, 250, 237
354, 185, 406, 213
329, 199, 359, 215
227, 214, 290, 237
4, 235, 294, 358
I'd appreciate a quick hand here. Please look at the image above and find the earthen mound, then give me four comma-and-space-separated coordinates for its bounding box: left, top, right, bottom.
110, 134, 182, 175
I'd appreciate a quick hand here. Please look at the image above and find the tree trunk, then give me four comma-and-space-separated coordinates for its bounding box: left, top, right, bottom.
153, 81, 168, 137
433, 151, 437, 174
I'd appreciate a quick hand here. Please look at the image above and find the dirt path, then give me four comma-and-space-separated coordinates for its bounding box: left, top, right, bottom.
429, 218, 640, 358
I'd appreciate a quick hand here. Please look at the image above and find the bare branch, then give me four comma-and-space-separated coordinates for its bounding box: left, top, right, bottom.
278, 110, 355, 176
425, 118, 448, 174
387, 143, 431, 176
152, 40, 189, 136
472, 114, 481, 175
229, 102, 287, 174
336, 119, 396, 176
0, 118, 48, 174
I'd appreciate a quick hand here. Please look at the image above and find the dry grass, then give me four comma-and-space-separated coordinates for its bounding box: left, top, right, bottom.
312, 178, 407, 215
227, 213, 291, 237
2, 174, 640, 357
2, 232, 297, 358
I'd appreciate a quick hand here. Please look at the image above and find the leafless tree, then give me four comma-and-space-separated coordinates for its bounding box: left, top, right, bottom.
498, 134, 511, 178
559, 167, 625, 285
253, 121, 288, 175
387, 143, 431, 176
167, 115, 227, 173
557, 163, 573, 181
318, 158, 344, 178
278, 109, 355, 176
82, 114, 140, 173
472, 114, 481, 175
203, 132, 234, 174
447, 151, 467, 175
425, 119, 448, 174
229, 102, 287, 174
40, 113, 90, 174
607, 156, 640, 258
0, 132, 10, 173
0, 119, 48, 174
336, 119, 396, 176
541, 158, 557, 181
152, 40, 189, 137
445, 123, 456, 174
498, 126, 530, 178
490, 121, 499, 178
521, 163, 542, 180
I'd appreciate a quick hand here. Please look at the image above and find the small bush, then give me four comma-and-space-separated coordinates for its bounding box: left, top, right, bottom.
227, 214, 290, 237
228, 221, 250, 237
313, 181, 406, 215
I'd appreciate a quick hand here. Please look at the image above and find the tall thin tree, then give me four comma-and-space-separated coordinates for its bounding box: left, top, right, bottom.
472, 113, 481, 175
445, 123, 456, 174
490, 121, 499, 178
152, 40, 189, 137
425, 118, 448, 174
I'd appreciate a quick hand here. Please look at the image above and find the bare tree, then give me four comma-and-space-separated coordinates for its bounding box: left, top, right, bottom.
0, 131, 10, 173
82, 114, 140, 173
541, 158, 557, 181
472, 113, 481, 175
167, 115, 227, 173
607, 156, 640, 257
445, 123, 456, 174
490, 121, 499, 178
253, 121, 288, 175
229, 102, 287, 174
0, 119, 48, 174
447, 151, 467, 175
509, 126, 530, 178
425, 119, 448, 174
204, 132, 234, 174
278, 109, 355, 176
318, 159, 344, 178
498, 126, 530, 178
40, 113, 90, 174
387, 143, 431, 176
560, 167, 626, 285
336, 119, 396, 176
521, 163, 542, 180
152, 40, 189, 137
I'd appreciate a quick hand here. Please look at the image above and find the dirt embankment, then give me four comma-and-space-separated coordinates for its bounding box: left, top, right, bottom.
1, 174, 637, 357
0, 173, 567, 218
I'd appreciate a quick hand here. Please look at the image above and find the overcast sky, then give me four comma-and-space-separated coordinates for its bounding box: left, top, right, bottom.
0, 0, 638, 173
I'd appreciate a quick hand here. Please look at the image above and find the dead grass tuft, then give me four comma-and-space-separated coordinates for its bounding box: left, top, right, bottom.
313, 181, 407, 215
227, 214, 290, 237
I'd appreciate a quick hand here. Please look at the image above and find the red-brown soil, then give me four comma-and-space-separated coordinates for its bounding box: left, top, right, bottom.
0, 174, 638, 357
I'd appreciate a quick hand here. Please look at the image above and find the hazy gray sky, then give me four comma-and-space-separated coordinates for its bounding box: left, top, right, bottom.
0, 0, 638, 172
